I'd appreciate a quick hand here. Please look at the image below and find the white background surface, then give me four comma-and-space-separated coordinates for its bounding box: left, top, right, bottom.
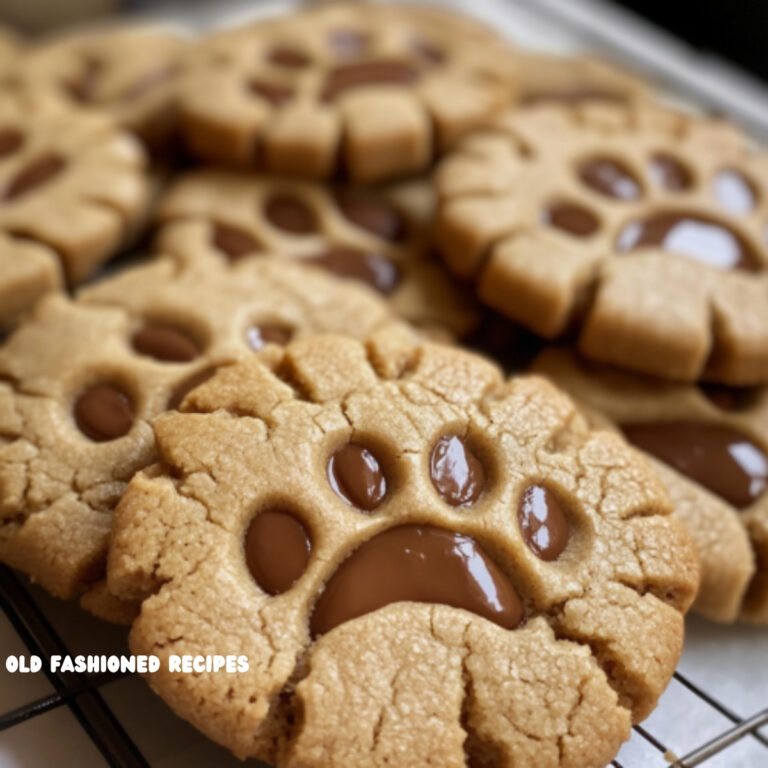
1, 0, 767, 766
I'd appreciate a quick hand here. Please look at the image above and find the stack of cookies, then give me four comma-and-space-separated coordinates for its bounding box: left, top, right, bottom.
1, 2, 763, 766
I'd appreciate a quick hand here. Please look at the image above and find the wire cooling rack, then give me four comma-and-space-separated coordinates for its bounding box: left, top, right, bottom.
1, 0, 768, 766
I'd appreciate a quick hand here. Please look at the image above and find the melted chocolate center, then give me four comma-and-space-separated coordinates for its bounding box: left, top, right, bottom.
647, 153, 692, 192
622, 421, 768, 509
327, 443, 387, 511
321, 60, 419, 101
264, 194, 318, 234
578, 157, 642, 201
543, 201, 600, 237
245, 510, 311, 595
74, 384, 134, 442
3, 154, 66, 201
307, 247, 400, 295
517, 485, 569, 561
310, 524, 523, 637
211, 222, 263, 260
429, 435, 484, 507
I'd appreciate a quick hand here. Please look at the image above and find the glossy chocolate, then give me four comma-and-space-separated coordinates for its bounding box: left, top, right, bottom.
429, 435, 484, 506
543, 201, 600, 237
246, 324, 293, 351
622, 421, 768, 509
578, 157, 641, 200
712, 169, 757, 214
327, 443, 387, 511
335, 189, 406, 242
616, 211, 761, 271
211, 222, 263, 260
647, 153, 692, 192
264, 194, 318, 234
3, 154, 66, 200
321, 60, 419, 101
310, 524, 523, 637
245, 510, 311, 595
74, 384, 134, 442
517, 485, 569, 561
307, 247, 400, 294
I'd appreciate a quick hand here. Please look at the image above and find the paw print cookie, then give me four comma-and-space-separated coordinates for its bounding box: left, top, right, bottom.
511, 53, 648, 108
0, 92, 150, 327
17, 24, 190, 148
156, 168, 479, 338
107, 332, 697, 766
533, 347, 768, 623
0, 257, 404, 612
436, 103, 768, 384
177, 2, 513, 181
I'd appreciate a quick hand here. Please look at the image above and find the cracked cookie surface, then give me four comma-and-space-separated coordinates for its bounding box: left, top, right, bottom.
533, 347, 768, 623
0, 91, 150, 328
177, 2, 513, 181
436, 102, 768, 384
16, 24, 190, 148
0, 257, 404, 613
157, 168, 478, 338
107, 331, 697, 766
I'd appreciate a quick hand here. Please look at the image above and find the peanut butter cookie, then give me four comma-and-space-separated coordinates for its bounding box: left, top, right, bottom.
108, 331, 698, 766
0, 257, 404, 614
178, 2, 513, 181
157, 168, 478, 338
533, 347, 768, 623
437, 103, 768, 384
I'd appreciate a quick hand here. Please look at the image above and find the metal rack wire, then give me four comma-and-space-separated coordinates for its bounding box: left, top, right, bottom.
0, 1, 767, 766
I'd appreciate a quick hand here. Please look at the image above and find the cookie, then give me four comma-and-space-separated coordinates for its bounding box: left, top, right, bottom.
0, 91, 150, 327
107, 331, 698, 765
178, 2, 513, 181
0, 256, 405, 614
436, 102, 768, 384
156, 168, 478, 338
16, 24, 190, 147
511, 53, 647, 108
0, 26, 19, 75
532, 347, 768, 623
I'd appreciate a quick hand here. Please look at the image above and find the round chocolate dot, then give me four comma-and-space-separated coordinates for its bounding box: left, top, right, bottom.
310, 524, 523, 637
3, 154, 66, 201
307, 247, 400, 295
74, 384, 134, 442
245, 510, 311, 595
712, 169, 757, 214
211, 222, 263, 261
517, 485, 569, 561
429, 435, 484, 507
248, 79, 294, 107
268, 46, 311, 69
167, 366, 219, 410
327, 443, 387, 511
132, 324, 199, 363
577, 156, 642, 201
616, 211, 760, 272
0, 127, 24, 159
647, 153, 693, 192
542, 201, 600, 237
246, 323, 293, 351
335, 189, 406, 242
263, 193, 318, 234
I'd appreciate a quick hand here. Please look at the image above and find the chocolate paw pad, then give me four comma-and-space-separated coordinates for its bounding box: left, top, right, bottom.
108, 331, 698, 766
